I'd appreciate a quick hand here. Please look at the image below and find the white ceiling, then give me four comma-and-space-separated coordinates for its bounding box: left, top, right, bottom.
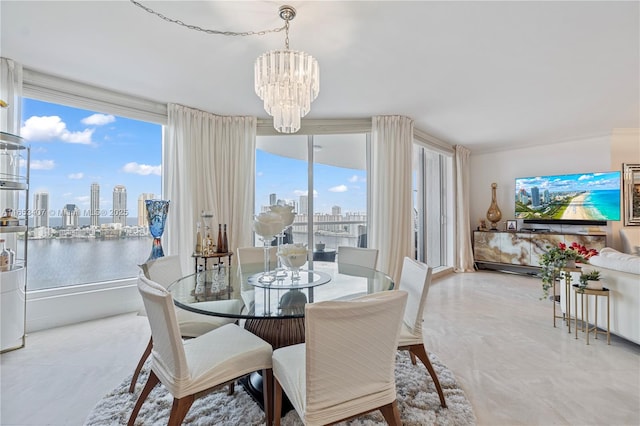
2, 1, 639, 153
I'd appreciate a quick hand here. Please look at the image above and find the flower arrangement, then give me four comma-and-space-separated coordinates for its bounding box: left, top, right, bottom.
539, 242, 599, 299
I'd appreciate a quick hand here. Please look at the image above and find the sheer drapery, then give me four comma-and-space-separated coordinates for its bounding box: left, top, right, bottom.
165, 104, 256, 272
370, 115, 414, 282
0, 58, 23, 135
454, 145, 474, 272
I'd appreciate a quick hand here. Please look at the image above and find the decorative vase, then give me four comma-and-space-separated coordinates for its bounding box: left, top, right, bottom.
486, 182, 502, 230
565, 259, 576, 269
145, 199, 170, 262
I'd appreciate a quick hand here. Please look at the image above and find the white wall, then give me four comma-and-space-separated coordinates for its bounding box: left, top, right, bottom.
469, 135, 612, 237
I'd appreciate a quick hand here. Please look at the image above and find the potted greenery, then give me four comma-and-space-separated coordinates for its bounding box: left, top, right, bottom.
579, 270, 602, 290
539, 242, 599, 299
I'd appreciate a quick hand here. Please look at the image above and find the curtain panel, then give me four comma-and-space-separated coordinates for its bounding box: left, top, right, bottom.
454, 145, 475, 272
165, 104, 256, 272
370, 115, 414, 282
0, 58, 23, 135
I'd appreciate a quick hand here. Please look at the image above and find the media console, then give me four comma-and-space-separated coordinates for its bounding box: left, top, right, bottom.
473, 230, 607, 271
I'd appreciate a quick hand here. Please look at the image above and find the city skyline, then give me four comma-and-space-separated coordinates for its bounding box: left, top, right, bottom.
21, 97, 162, 220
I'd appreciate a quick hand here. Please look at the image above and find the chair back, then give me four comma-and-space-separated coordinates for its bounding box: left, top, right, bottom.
337, 246, 378, 269
137, 275, 190, 383
139, 254, 184, 289
237, 246, 277, 268
397, 257, 432, 336
304, 290, 407, 422
620, 228, 640, 255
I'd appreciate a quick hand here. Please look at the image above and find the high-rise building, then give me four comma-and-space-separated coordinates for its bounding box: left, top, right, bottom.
531, 186, 540, 207
90, 183, 100, 227
332, 205, 342, 216
299, 195, 308, 215
112, 185, 127, 226
269, 193, 277, 205
33, 191, 49, 228
62, 204, 79, 228
137, 193, 156, 227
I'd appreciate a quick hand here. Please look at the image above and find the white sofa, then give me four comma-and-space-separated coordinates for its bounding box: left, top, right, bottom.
563, 248, 640, 345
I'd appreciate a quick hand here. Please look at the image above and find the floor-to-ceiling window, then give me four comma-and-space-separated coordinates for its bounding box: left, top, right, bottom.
413, 143, 454, 270
19, 98, 162, 290
255, 133, 368, 260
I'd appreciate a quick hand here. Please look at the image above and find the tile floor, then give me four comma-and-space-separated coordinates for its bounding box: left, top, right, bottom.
1, 270, 638, 425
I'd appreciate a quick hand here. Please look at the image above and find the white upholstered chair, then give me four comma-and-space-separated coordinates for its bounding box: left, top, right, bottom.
337, 246, 379, 269
272, 290, 408, 426
130, 255, 243, 393
129, 275, 274, 426
396, 257, 447, 408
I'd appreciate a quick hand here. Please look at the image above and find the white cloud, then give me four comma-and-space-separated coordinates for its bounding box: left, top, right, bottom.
68, 172, 84, 179
348, 175, 365, 183
256, 171, 264, 177
20, 116, 93, 144
122, 162, 161, 176
329, 184, 348, 193
81, 113, 115, 126
30, 159, 55, 170
75, 195, 90, 203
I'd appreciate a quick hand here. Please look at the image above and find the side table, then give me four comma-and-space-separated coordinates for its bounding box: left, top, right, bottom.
553, 266, 582, 333
192, 251, 234, 274
572, 284, 611, 345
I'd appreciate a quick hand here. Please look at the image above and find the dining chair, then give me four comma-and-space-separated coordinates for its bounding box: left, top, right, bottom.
129, 275, 274, 426
130, 255, 242, 393
337, 246, 379, 269
396, 256, 447, 408
272, 290, 408, 426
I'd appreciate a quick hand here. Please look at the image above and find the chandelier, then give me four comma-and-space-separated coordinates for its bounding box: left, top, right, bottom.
254, 5, 319, 134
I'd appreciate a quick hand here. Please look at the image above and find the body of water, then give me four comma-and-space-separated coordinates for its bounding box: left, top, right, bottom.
19, 237, 153, 290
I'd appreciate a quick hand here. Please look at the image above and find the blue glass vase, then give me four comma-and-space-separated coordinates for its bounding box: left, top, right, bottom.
146, 199, 170, 261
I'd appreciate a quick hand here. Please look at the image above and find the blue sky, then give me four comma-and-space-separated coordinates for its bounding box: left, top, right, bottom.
516, 171, 621, 194
21, 98, 162, 219
255, 150, 367, 215
21, 98, 367, 220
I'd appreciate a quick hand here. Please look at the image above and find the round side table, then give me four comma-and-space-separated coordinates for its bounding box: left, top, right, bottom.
572, 284, 610, 345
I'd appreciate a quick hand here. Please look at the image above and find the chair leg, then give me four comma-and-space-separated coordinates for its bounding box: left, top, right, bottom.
168, 395, 195, 426
227, 381, 235, 395
273, 378, 283, 426
262, 368, 274, 426
129, 337, 153, 393
409, 351, 417, 365
379, 400, 402, 426
128, 370, 160, 426
410, 344, 447, 408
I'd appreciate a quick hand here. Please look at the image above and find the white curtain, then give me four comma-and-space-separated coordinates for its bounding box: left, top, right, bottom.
164, 104, 256, 273
370, 115, 414, 282
0, 58, 22, 135
454, 145, 475, 272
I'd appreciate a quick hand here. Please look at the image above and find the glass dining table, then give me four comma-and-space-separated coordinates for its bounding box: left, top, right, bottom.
168, 261, 395, 349
168, 261, 394, 409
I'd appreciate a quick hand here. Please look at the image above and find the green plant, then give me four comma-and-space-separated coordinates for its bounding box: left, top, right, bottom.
579, 270, 601, 288
538, 242, 599, 299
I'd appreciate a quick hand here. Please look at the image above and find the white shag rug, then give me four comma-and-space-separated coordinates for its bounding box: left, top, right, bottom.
85, 352, 476, 426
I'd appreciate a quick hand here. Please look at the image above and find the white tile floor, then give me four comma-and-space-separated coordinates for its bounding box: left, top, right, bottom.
1, 270, 639, 426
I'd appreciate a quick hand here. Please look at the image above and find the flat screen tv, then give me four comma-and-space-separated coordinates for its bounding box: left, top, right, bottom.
515, 171, 621, 224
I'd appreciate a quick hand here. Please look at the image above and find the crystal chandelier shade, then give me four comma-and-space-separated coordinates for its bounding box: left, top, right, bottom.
254, 6, 319, 134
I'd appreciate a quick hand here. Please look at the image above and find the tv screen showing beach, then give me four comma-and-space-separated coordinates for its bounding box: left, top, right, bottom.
515, 171, 621, 221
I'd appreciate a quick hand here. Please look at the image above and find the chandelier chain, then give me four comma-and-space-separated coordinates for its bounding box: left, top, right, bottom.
129, 0, 286, 37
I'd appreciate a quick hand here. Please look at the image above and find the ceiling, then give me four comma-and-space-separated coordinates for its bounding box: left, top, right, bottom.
2, 1, 639, 153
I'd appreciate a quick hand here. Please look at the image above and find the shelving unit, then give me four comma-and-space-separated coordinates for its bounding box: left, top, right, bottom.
1, 131, 30, 353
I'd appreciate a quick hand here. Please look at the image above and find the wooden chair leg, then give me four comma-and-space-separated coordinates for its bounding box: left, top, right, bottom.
167, 395, 195, 426
410, 344, 447, 408
379, 400, 402, 426
227, 381, 235, 396
128, 370, 160, 426
273, 378, 283, 426
262, 368, 274, 426
129, 337, 153, 393
409, 351, 417, 365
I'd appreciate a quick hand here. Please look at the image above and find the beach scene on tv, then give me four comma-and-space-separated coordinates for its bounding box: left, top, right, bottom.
515, 171, 621, 221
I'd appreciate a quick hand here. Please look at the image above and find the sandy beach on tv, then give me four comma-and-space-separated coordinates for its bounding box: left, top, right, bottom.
561, 193, 594, 220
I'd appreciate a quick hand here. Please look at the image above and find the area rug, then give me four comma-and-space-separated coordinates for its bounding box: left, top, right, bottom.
84, 352, 476, 426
